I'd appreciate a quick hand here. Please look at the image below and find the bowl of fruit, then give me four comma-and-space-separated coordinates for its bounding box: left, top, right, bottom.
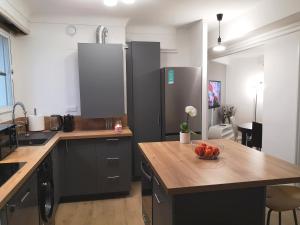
194, 143, 220, 160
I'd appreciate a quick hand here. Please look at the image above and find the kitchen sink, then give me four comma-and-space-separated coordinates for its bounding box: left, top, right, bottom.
18, 131, 57, 146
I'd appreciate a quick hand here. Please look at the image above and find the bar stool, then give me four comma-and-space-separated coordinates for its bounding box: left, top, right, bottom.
266, 185, 300, 225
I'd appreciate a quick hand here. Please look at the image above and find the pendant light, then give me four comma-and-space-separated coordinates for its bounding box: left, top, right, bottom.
213, 13, 226, 52
104, 0, 118, 7
103, 0, 135, 7
122, 0, 135, 4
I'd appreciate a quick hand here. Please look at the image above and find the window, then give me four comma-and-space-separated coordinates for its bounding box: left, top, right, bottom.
0, 32, 13, 112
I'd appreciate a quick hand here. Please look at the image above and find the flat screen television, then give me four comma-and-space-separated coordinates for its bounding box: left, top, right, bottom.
208, 80, 221, 109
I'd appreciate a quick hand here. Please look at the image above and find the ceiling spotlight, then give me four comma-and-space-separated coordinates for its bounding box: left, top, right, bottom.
104, 0, 118, 7
213, 13, 226, 52
122, 0, 135, 4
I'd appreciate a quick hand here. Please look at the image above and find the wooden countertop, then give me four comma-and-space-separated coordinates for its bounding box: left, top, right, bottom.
139, 140, 300, 195
0, 128, 132, 208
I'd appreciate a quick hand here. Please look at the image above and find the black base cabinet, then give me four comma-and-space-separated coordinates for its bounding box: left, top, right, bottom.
151, 176, 265, 225
63, 139, 98, 196
97, 138, 131, 194
52, 144, 64, 211
0, 206, 8, 225
6, 172, 39, 225
61, 137, 132, 200
152, 177, 172, 225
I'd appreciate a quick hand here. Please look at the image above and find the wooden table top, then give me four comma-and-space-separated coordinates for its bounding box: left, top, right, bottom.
139, 140, 300, 195
0, 128, 132, 208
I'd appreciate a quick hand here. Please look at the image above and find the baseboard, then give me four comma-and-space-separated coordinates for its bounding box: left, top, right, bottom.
60, 191, 130, 203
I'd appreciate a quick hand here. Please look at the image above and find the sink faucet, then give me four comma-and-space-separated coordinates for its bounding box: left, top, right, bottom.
12, 102, 29, 137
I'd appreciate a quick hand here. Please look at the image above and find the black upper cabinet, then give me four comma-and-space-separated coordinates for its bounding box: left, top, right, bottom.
78, 43, 125, 118
126, 42, 161, 177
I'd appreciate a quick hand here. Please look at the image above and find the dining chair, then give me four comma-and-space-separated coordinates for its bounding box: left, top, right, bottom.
266, 185, 300, 225
252, 122, 262, 150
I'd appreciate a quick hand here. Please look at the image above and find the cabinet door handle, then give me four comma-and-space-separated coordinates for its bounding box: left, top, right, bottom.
154, 193, 161, 204
106, 157, 120, 160
140, 162, 152, 182
154, 176, 160, 186
20, 191, 31, 203
106, 138, 120, 142
107, 176, 120, 179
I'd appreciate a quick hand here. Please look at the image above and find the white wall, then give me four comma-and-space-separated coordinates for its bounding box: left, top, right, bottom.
126, 25, 176, 50
225, 57, 264, 125
126, 22, 204, 68
160, 26, 192, 67
12, 17, 127, 116
263, 32, 300, 163
207, 62, 226, 126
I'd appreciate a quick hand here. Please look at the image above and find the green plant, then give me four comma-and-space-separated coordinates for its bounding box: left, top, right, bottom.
180, 106, 197, 133
180, 122, 189, 133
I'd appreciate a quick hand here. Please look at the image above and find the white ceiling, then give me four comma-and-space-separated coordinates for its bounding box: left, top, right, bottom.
26, 0, 263, 28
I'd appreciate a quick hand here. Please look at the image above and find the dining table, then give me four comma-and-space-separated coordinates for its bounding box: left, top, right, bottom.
238, 122, 252, 146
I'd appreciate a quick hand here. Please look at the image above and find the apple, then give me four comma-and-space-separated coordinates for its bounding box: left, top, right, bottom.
199, 146, 206, 157
195, 146, 202, 156
204, 147, 214, 158
200, 143, 207, 148
212, 147, 220, 156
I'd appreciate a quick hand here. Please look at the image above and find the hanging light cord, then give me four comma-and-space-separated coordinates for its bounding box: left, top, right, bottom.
218, 20, 221, 43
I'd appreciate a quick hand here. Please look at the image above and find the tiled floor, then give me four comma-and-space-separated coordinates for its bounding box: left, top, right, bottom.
55, 182, 299, 225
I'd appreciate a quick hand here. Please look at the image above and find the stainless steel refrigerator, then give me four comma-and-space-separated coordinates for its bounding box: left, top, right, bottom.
161, 67, 202, 140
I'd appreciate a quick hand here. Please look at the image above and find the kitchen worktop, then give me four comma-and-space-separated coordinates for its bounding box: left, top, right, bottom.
0, 128, 132, 208
139, 139, 300, 195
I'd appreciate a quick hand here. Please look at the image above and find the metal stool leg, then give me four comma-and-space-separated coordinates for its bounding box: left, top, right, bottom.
279, 212, 282, 225
267, 209, 272, 225
293, 209, 299, 225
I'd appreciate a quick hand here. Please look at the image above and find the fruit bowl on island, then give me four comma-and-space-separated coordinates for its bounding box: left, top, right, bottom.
194, 142, 220, 160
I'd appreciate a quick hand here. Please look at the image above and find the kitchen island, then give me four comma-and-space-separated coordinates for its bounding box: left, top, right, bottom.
139, 140, 300, 225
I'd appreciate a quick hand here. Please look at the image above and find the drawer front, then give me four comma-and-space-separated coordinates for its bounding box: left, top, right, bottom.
99, 138, 131, 175
102, 175, 127, 193
97, 138, 131, 193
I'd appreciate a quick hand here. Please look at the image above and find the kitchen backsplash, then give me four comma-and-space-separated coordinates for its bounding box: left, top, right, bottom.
1, 116, 128, 131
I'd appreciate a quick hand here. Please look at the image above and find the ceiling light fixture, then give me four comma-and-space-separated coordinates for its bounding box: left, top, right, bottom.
103, 0, 135, 7
104, 0, 118, 7
213, 13, 226, 52
122, 0, 135, 4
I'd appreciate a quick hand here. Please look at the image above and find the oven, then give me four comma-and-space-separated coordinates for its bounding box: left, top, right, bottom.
0, 124, 17, 160
141, 157, 153, 225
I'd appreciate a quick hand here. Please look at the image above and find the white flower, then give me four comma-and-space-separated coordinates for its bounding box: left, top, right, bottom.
185, 106, 197, 117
